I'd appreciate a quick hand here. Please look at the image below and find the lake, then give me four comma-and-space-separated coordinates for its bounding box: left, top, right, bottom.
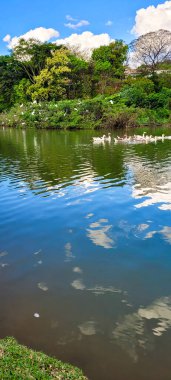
0, 127, 171, 380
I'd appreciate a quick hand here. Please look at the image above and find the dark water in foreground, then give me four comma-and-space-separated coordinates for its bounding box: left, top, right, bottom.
0, 128, 171, 380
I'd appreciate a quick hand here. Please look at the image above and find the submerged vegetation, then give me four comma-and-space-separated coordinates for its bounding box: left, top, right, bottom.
0, 337, 88, 380
0, 29, 171, 128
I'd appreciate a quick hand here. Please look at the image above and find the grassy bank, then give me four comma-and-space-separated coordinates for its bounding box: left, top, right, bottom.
0, 95, 170, 130
0, 337, 88, 380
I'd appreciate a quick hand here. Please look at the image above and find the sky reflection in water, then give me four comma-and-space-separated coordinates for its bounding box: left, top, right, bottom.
0, 128, 171, 380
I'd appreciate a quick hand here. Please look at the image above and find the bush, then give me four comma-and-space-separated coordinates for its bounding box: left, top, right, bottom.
120, 78, 155, 107
0, 94, 170, 129
146, 88, 171, 109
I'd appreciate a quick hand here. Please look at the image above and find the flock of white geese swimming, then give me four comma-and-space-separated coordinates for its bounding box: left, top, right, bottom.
93, 132, 171, 144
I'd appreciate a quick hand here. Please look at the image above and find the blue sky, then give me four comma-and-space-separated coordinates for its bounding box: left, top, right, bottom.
0, 0, 169, 54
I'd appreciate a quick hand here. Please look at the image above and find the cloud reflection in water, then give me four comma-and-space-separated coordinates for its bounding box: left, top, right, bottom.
113, 296, 171, 362
129, 160, 171, 211
87, 218, 114, 249
145, 226, 171, 244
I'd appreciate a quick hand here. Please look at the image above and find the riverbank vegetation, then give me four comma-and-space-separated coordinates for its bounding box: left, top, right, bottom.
0, 337, 88, 379
0, 29, 171, 129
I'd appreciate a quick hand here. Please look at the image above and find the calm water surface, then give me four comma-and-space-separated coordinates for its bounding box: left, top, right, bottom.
0, 128, 171, 380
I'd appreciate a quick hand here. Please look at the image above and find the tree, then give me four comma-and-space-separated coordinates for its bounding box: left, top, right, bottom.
120, 77, 155, 107
0, 56, 24, 111
12, 78, 31, 104
12, 38, 60, 83
67, 54, 92, 98
92, 41, 128, 77
92, 41, 128, 94
130, 29, 171, 75
28, 48, 71, 101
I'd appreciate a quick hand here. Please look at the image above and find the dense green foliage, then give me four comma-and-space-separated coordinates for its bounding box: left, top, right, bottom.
0, 56, 24, 111
0, 38, 128, 109
0, 93, 170, 130
0, 32, 171, 128
0, 337, 88, 379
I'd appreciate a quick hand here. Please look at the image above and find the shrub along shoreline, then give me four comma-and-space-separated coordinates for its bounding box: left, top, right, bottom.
0, 95, 170, 130
0, 337, 88, 380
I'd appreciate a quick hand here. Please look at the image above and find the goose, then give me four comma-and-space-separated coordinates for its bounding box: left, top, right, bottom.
123, 134, 132, 143
157, 134, 165, 141
105, 133, 111, 142
162, 133, 165, 141
93, 134, 106, 143
150, 136, 158, 143
145, 134, 152, 141
117, 136, 124, 141
133, 135, 141, 141
134, 132, 147, 141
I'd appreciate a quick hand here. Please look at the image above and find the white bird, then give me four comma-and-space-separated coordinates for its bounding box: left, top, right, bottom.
93, 134, 106, 143
157, 134, 165, 141
104, 133, 111, 142
150, 136, 158, 143
134, 132, 147, 141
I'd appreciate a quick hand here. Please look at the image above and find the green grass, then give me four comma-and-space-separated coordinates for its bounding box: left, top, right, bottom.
0, 337, 88, 380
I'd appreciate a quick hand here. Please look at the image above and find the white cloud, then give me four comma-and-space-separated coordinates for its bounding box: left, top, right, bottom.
3, 34, 11, 42
3, 27, 60, 49
106, 20, 113, 27
132, 1, 171, 36
55, 31, 113, 59
64, 19, 90, 30
66, 15, 77, 22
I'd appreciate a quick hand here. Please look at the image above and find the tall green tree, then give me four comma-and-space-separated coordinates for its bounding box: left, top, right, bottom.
28, 48, 71, 101
0, 56, 24, 111
12, 78, 31, 104
12, 38, 60, 83
67, 54, 92, 98
92, 41, 128, 94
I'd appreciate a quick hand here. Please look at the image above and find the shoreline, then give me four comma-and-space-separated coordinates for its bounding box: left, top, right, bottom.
0, 337, 88, 380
